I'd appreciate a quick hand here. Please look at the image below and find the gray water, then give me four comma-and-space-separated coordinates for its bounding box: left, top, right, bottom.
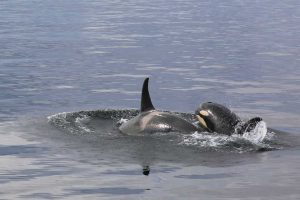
1, 0, 300, 199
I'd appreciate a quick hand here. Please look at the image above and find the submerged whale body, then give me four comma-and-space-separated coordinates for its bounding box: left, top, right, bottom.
119, 78, 200, 134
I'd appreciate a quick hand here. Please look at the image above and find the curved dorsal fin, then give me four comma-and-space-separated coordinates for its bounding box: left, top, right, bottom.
140, 78, 155, 112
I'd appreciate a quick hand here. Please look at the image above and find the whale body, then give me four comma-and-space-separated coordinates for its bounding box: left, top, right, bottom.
119, 78, 200, 135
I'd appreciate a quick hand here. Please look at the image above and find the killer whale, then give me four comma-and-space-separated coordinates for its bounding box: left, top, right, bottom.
119, 78, 200, 134
119, 78, 264, 137
195, 102, 263, 136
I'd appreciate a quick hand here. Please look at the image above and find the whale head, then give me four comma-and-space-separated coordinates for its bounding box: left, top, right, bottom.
195, 102, 241, 135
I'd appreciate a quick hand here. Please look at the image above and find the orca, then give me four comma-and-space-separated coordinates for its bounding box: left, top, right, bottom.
195, 102, 262, 135
119, 78, 200, 134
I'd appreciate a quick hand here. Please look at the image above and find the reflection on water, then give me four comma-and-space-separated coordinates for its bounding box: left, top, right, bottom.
142, 166, 151, 176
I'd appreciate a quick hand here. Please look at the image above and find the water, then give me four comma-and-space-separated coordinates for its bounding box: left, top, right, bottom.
1, 0, 300, 199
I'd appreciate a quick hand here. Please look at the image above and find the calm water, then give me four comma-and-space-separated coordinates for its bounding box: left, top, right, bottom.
1, 0, 300, 199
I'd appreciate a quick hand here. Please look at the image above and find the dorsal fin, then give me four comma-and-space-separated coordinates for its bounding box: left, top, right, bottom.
140, 77, 155, 112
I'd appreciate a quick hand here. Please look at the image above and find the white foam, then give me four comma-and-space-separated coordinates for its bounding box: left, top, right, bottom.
117, 118, 128, 125
181, 121, 268, 149
47, 112, 67, 121
75, 115, 90, 124
48, 112, 93, 134
181, 132, 230, 147
242, 121, 267, 143
75, 115, 92, 133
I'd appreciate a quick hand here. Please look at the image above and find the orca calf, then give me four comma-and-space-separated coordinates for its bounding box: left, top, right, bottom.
119, 78, 200, 134
195, 102, 263, 136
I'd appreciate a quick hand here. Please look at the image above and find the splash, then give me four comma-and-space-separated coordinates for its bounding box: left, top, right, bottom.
116, 118, 129, 126
181, 132, 231, 147
180, 121, 273, 152
74, 114, 92, 133
242, 121, 267, 143
47, 112, 93, 134
48, 109, 278, 152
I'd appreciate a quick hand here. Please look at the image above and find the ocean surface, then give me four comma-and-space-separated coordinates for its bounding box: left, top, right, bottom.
1, 0, 300, 199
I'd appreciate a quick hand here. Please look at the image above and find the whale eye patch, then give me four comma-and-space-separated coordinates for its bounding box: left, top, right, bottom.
199, 110, 209, 117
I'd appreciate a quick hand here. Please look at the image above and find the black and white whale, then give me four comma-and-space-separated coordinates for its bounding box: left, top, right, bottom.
195, 102, 263, 136
119, 78, 201, 134
119, 77, 264, 137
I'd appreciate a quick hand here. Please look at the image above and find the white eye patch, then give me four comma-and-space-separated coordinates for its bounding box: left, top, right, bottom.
199, 110, 209, 116
196, 115, 208, 129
